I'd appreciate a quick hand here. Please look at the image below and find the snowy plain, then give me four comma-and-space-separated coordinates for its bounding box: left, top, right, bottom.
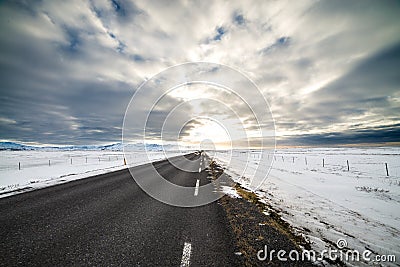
1, 146, 399, 265
215, 147, 400, 266
0, 150, 183, 198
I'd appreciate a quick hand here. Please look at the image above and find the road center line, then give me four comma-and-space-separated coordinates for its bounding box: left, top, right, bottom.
180, 242, 192, 267
194, 179, 200, 196
199, 157, 202, 170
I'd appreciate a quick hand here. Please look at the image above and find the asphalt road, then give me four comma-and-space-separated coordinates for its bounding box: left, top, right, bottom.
0, 153, 238, 266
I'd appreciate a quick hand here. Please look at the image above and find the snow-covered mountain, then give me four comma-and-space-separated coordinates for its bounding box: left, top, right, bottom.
0, 142, 36, 151
0, 142, 181, 151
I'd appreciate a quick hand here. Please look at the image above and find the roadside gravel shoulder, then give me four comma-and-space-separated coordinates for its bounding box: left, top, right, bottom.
210, 161, 315, 266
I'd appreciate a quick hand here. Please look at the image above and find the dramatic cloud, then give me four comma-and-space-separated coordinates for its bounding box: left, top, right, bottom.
0, 0, 399, 146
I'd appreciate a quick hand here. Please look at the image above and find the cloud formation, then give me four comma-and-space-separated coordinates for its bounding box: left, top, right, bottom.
0, 0, 399, 146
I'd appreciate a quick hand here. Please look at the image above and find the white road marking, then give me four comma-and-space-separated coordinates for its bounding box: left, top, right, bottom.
180, 242, 192, 267
199, 157, 202, 172
194, 179, 200, 196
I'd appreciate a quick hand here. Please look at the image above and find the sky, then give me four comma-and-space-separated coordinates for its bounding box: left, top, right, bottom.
0, 0, 399, 147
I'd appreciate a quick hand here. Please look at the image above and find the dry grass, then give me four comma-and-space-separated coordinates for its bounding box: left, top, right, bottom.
209, 160, 313, 266
234, 183, 311, 251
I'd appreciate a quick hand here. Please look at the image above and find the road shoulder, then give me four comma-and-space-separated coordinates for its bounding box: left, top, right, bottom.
210, 161, 314, 266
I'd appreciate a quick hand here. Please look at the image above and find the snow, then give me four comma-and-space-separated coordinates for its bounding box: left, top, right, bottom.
0, 150, 183, 198
1, 146, 399, 265
220, 185, 242, 198
0, 141, 183, 152
215, 147, 400, 266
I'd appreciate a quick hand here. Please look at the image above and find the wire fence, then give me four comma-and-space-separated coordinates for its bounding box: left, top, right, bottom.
1, 151, 182, 171
213, 150, 400, 180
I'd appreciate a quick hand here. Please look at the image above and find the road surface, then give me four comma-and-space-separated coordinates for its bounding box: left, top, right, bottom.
0, 153, 239, 266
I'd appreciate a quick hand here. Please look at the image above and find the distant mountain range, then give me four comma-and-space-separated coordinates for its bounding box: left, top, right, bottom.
0, 142, 185, 151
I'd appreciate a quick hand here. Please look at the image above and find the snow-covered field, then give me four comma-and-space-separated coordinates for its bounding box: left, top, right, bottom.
215, 147, 400, 266
1, 146, 399, 265
0, 150, 182, 198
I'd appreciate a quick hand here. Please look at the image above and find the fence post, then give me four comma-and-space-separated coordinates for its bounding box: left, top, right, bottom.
49, 160, 51, 166
385, 163, 389, 176
86, 157, 88, 163
282, 156, 284, 162
71, 158, 72, 165
293, 157, 294, 163
323, 158, 325, 167
305, 157, 307, 165
19, 162, 21, 170
346, 160, 349, 171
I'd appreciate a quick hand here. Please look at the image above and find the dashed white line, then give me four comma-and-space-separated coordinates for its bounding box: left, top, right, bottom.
194, 179, 200, 196
198, 167, 201, 173
180, 242, 192, 267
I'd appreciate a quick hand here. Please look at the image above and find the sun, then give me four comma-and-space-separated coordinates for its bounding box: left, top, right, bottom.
179, 117, 232, 150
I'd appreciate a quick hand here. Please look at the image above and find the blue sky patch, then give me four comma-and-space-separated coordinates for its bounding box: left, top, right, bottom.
213, 26, 226, 41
